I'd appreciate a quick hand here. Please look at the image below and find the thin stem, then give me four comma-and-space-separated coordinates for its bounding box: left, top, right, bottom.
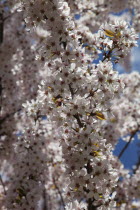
69, 84, 74, 99
85, 89, 98, 99
87, 198, 102, 210
118, 130, 139, 159
0, 77, 2, 112
42, 187, 48, 210
102, 45, 117, 63
0, 175, 6, 195
73, 113, 84, 128
53, 178, 66, 210
3, 9, 20, 22
133, 155, 140, 174
0, 108, 21, 124
0, 13, 4, 44
102, 49, 113, 62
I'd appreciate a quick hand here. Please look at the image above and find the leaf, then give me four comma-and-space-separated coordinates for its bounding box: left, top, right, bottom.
104, 29, 115, 37
86, 112, 91, 116
110, 118, 117, 123
87, 111, 106, 120
91, 150, 101, 157
104, 29, 121, 38
116, 31, 121, 38
51, 185, 56, 189
16, 187, 26, 197
95, 112, 106, 120
93, 143, 99, 147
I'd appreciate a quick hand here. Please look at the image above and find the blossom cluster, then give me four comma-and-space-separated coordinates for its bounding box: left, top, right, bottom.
19, 0, 137, 209
0, 0, 140, 210
115, 166, 140, 209
102, 71, 140, 146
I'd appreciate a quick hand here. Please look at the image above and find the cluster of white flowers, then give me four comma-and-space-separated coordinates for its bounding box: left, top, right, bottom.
0, 3, 44, 161
102, 72, 140, 147
114, 166, 140, 209
76, 20, 138, 65
6, 124, 47, 209
1, 0, 140, 209
18, 0, 138, 209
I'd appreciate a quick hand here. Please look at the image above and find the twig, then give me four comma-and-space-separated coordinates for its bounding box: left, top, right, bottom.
133, 155, 140, 174
0, 13, 4, 44
85, 89, 98, 99
53, 178, 65, 210
88, 199, 97, 210
69, 84, 74, 99
73, 113, 84, 128
0, 9, 22, 45
0, 175, 6, 195
102, 49, 113, 62
3, 8, 21, 22
42, 187, 48, 210
102, 45, 117, 63
118, 130, 139, 159
0, 77, 2, 112
87, 198, 102, 210
0, 108, 22, 124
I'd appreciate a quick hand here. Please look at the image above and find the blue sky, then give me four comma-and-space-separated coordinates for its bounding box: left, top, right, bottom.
131, 36, 140, 72
114, 35, 140, 171
116, 35, 140, 73
92, 32, 140, 171
114, 136, 140, 171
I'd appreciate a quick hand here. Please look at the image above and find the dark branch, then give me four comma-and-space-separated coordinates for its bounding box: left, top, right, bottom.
53, 178, 66, 210
118, 129, 139, 159
87, 198, 102, 210
69, 84, 75, 99
42, 187, 48, 210
133, 154, 140, 174
0, 13, 4, 44
73, 113, 84, 128
0, 175, 6, 195
0, 108, 21, 124
102, 49, 113, 62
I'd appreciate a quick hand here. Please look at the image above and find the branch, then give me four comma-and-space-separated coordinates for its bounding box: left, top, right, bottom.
118, 129, 139, 159
0, 175, 6, 195
0, 108, 21, 124
73, 113, 84, 128
133, 155, 140, 174
42, 187, 48, 210
0, 13, 4, 44
53, 178, 66, 210
0, 77, 2, 112
102, 45, 117, 63
85, 89, 98, 99
69, 84, 74, 99
102, 48, 114, 62
87, 198, 101, 210
0, 9, 21, 45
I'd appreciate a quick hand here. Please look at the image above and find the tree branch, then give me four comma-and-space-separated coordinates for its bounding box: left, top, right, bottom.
53, 178, 66, 210
0, 175, 6, 195
0, 13, 4, 44
118, 129, 139, 159
133, 155, 140, 174
69, 84, 75, 99
0, 108, 21, 124
42, 187, 48, 210
73, 113, 84, 128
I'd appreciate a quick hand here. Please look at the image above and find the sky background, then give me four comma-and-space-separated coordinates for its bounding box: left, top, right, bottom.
114, 37, 140, 171
91, 32, 140, 171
